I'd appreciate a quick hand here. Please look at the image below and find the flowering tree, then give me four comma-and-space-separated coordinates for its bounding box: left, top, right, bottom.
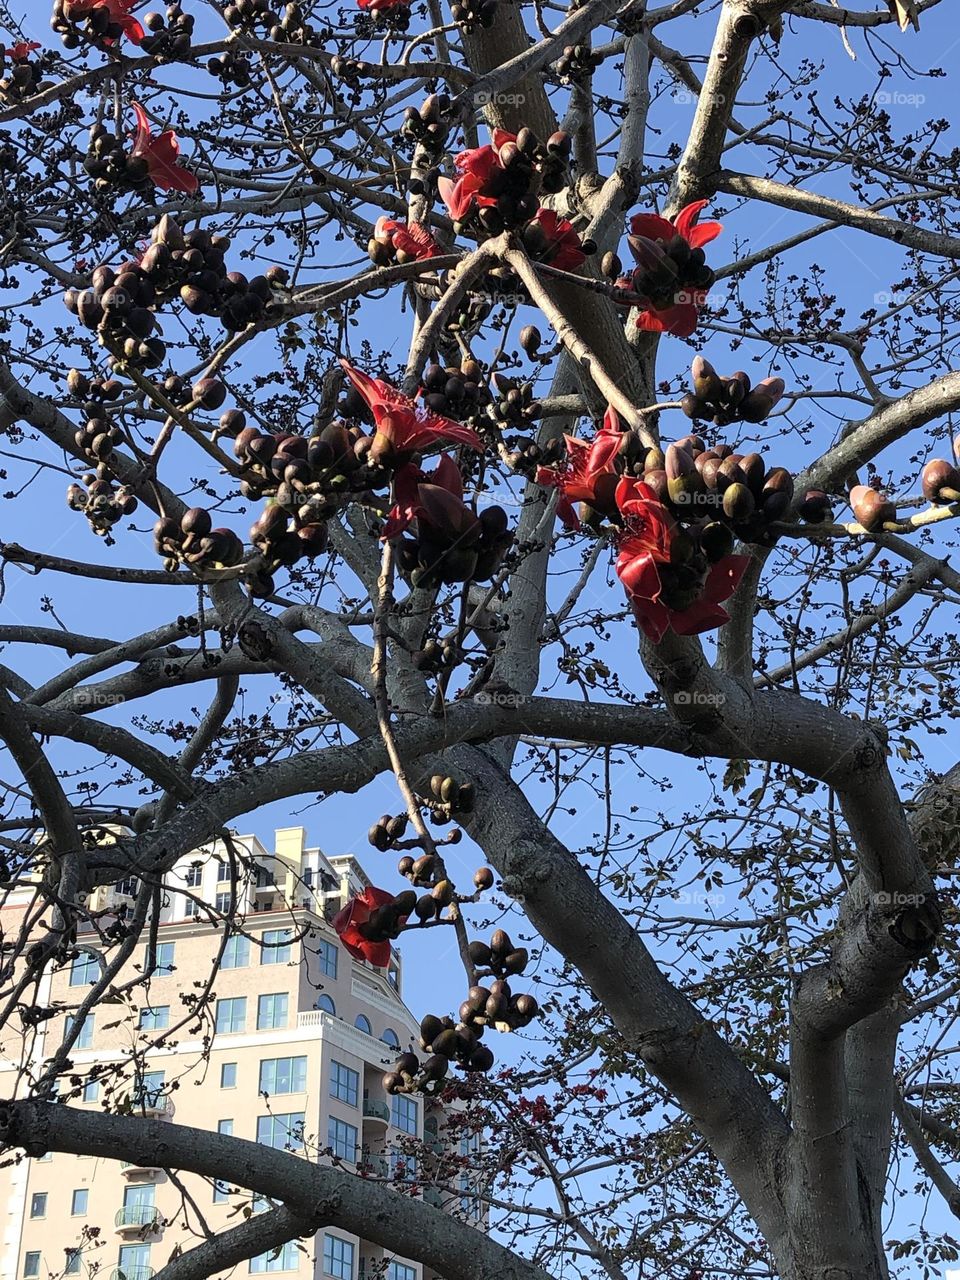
0, 1, 959, 1278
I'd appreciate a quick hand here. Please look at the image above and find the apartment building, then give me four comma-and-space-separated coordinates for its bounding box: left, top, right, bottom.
0, 827, 480, 1280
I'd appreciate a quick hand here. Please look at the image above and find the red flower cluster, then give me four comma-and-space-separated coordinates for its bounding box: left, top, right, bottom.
615, 476, 748, 642
333, 886, 410, 967
131, 103, 199, 195
357, 0, 410, 11
535, 406, 624, 529
64, 0, 145, 44
626, 200, 721, 338
3, 41, 41, 61
529, 208, 586, 272
383, 454, 463, 539
373, 216, 442, 262
438, 129, 517, 222
340, 360, 484, 461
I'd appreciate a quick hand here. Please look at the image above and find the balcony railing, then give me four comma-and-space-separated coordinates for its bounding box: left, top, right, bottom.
115, 1205, 162, 1231
110, 1267, 155, 1280
362, 1099, 390, 1124
131, 1094, 171, 1117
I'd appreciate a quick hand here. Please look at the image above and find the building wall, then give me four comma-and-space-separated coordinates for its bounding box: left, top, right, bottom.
0, 829, 463, 1280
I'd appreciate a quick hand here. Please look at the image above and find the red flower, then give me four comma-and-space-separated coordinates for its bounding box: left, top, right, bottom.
535, 406, 624, 530
614, 476, 748, 643
628, 200, 723, 251
358, 0, 410, 11
531, 208, 585, 272
340, 360, 484, 456
130, 102, 199, 195
65, 0, 145, 44
4, 42, 41, 61
627, 199, 722, 338
438, 131, 516, 222
383, 454, 463, 538
333, 887, 408, 967
374, 216, 441, 261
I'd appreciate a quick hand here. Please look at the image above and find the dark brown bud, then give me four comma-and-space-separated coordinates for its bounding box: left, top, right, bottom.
849, 484, 895, 532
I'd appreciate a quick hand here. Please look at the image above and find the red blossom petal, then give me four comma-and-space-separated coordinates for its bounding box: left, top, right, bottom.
130, 102, 199, 194
673, 199, 723, 249
635, 302, 700, 338
628, 212, 677, 244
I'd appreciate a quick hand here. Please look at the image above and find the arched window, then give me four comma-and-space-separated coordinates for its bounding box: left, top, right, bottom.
316, 995, 336, 1015
380, 1027, 400, 1048
354, 1014, 372, 1035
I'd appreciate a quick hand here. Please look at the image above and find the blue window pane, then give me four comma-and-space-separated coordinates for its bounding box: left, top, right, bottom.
327, 1117, 358, 1162
215, 998, 246, 1034
257, 993, 288, 1030
259, 1057, 307, 1096
317, 940, 338, 979
391, 1095, 418, 1135
316, 995, 336, 1015
322, 1236, 354, 1280
222, 935, 250, 969
329, 1062, 359, 1107
256, 1113, 304, 1152
261, 930, 292, 965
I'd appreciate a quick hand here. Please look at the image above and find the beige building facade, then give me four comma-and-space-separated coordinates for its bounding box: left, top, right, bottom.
0, 828, 476, 1280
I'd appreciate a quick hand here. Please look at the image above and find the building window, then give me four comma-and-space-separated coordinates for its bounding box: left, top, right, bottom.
219, 1119, 234, 1135
261, 930, 292, 965
65, 1251, 82, 1275
217, 861, 231, 882
259, 1056, 307, 1096
322, 1235, 354, 1280
138, 1006, 169, 1032
317, 940, 338, 978
137, 1070, 165, 1109
250, 1242, 299, 1273
221, 1063, 238, 1089
82, 1079, 100, 1103
316, 995, 336, 1015
117, 1245, 151, 1280
29, 1192, 46, 1218
389, 1151, 418, 1182
391, 1095, 418, 1135
380, 1028, 400, 1049
183, 899, 200, 920
329, 1061, 359, 1107
185, 864, 203, 888
68, 1014, 94, 1049
22, 1254, 40, 1278
69, 952, 98, 986
387, 1264, 416, 1280
256, 1113, 304, 1152
216, 997, 246, 1034
153, 942, 175, 974
327, 1116, 358, 1163
215, 892, 232, 915
222, 934, 250, 969
257, 993, 288, 1030
71, 1189, 88, 1216
354, 1015, 372, 1035
213, 1179, 230, 1204
115, 877, 138, 898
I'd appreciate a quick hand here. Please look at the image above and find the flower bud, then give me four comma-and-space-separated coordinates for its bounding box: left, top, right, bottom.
849, 484, 895, 532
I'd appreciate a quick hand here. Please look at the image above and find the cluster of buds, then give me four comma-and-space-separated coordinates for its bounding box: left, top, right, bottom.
395, 868, 455, 924
368, 217, 441, 266
267, 1, 319, 41
153, 508, 245, 572
64, 264, 166, 370
439, 128, 571, 233
421, 360, 489, 422
383, 1046, 451, 1096
66, 368, 124, 408
368, 813, 410, 852
52, 0, 144, 49
797, 489, 834, 524
221, 0, 278, 29
492, 372, 542, 437
83, 122, 155, 195
0, 43, 47, 104
67, 474, 138, 538
449, 0, 497, 33
249, 503, 329, 570
400, 93, 452, 156
71, 216, 280, 335
206, 48, 253, 86
140, 4, 195, 60
649, 436, 796, 548
74, 409, 123, 470
555, 42, 603, 82
426, 773, 475, 816
394, 480, 512, 590
682, 357, 785, 426
233, 424, 383, 516
410, 636, 460, 673
468, 929, 529, 980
